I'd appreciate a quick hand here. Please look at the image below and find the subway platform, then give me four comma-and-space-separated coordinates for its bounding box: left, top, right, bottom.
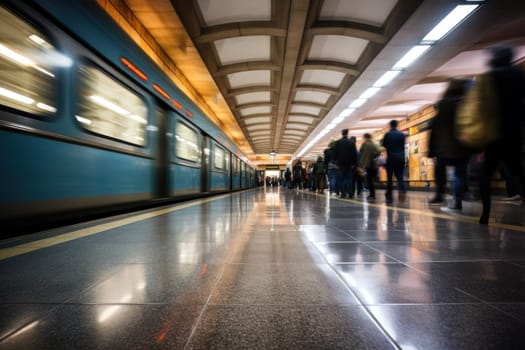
0, 188, 524, 349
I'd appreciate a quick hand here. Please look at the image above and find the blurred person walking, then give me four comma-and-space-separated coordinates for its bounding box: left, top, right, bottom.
334, 129, 358, 198
475, 45, 525, 224
324, 139, 338, 195
292, 160, 304, 189
359, 133, 382, 200
427, 78, 473, 211
351, 136, 364, 196
313, 156, 326, 194
382, 120, 406, 203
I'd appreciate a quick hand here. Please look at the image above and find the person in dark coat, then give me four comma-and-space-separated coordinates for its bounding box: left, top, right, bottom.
334, 129, 357, 198
427, 78, 473, 211
350, 136, 364, 196
382, 120, 406, 203
292, 161, 304, 189
313, 156, 326, 193
284, 168, 292, 189
478, 45, 525, 224
359, 133, 382, 200
323, 139, 338, 195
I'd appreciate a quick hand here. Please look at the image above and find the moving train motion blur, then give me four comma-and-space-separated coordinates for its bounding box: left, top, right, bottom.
0, 0, 255, 234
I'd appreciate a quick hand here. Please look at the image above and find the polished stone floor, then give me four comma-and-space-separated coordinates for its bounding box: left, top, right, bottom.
0, 187, 524, 349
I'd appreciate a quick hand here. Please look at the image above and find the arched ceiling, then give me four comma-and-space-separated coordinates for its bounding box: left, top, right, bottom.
99, 0, 525, 167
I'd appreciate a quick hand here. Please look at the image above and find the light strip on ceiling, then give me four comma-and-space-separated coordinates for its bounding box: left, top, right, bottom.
422, 5, 479, 43
349, 98, 368, 108
339, 108, 355, 118
359, 87, 381, 99
392, 45, 431, 69
296, 2, 483, 159
373, 70, 401, 87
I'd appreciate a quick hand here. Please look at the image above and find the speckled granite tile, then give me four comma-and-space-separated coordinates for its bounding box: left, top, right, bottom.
210, 263, 359, 305
332, 263, 478, 304
241, 229, 356, 244
409, 261, 525, 302
300, 229, 356, 243
0, 260, 119, 303
314, 242, 396, 263
229, 238, 324, 264
490, 303, 525, 322
0, 304, 201, 350
367, 304, 525, 350
186, 305, 395, 350
367, 240, 525, 262
0, 304, 59, 341
74, 262, 224, 304
52, 241, 232, 265
340, 229, 414, 242
510, 260, 525, 268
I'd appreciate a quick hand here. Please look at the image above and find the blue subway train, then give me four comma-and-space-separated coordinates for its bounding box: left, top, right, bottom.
0, 0, 256, 235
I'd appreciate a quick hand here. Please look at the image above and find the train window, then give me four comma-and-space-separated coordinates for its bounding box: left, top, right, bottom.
76, 63, 147, 146
175, 122, 200, 162
224, 152, 230, 171
233, 157, 240, 173
214, 143, 225, 170
0, 7, 62, 117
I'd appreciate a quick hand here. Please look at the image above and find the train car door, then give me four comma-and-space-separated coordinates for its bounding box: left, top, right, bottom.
228, 152, 233, 191
155, 105, 169, 197
201, 134, 210, 192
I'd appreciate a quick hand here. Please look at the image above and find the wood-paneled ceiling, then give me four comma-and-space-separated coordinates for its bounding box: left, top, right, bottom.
100, 0, 525, 166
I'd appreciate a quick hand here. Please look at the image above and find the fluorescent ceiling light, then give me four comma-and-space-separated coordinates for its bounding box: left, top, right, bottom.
339, 108, 355, 118
393, 45, 431, 69
422, 5, 479, 43
349, 98, 367, 108
332, 116, 344, 124
373, 70, 401, 87
359, 87, 381, 99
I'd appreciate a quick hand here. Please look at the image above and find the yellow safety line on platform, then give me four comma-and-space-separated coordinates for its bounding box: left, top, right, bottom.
0, 194, 231, 261
323, 193, 525, 232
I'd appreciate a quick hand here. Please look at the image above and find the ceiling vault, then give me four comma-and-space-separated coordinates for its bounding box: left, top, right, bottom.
101, 0, 525, 167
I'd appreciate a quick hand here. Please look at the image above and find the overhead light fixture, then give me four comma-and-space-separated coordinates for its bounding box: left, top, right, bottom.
332, 116, 344, 124
373, 70, 401, 87
269, 150, 276, 157
392, 45, 431, 70
359, 87, 381, 99
296, 1, 484, 162
422, 5, 479, 43
339, 108, 355, 118
349, 98, 367, 108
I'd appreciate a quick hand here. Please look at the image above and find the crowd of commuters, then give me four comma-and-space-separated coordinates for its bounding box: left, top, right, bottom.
269, 45, 524, 225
